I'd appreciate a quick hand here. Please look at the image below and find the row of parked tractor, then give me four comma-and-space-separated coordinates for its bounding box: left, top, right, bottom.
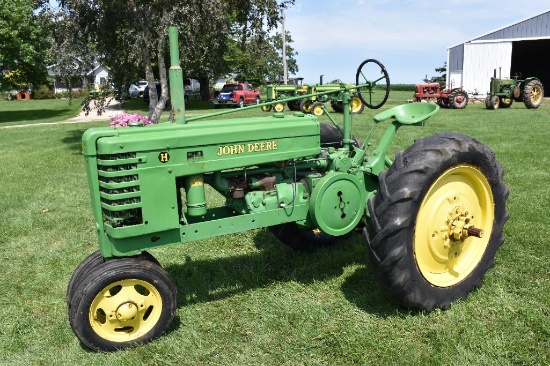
413, 69, 545, 110
262, 69, 544, 115
260, 78, 369, 116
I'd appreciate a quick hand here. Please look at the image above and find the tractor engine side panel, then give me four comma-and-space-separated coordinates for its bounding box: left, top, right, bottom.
83, 114, 321, 256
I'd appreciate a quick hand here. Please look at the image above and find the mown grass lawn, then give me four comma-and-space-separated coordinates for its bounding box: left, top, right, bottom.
0, 92, 548, 365
0, 98, 84, 127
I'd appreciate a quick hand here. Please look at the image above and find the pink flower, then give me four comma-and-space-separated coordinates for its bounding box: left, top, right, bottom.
109, 112, 153, 128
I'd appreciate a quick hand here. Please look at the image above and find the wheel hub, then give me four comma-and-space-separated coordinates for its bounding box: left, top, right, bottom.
446, 205, 484, 242
115, 301, 139, 322
414, 165, 494, 287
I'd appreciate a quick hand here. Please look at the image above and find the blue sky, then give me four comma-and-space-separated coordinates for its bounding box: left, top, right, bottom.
283, 1, 550, 84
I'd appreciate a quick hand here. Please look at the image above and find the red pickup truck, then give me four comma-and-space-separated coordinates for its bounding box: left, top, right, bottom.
211, 82, 260, 108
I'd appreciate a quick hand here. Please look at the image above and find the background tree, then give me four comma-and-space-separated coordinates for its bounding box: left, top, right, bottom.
0, 0, 51, 91
53, 0, 294, 122
227, 31, 299, 85
423, 62, 447, 88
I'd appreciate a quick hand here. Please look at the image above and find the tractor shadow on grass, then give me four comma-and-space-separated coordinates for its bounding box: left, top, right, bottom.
60, 129, 89, 154
163, 228, 399, 319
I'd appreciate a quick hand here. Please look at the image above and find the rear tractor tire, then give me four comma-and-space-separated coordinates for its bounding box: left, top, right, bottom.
523, 80, 544, 109
365, 133, 509, 311
449, 90, 468, 109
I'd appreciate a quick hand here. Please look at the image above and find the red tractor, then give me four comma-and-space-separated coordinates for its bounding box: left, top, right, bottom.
413, 83, 469, 109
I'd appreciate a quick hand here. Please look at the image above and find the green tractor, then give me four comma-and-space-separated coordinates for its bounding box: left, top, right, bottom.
299, 59, 390, 116
262, 77, 307, 113
485, 68, 544, 109
67, 27, 509, 352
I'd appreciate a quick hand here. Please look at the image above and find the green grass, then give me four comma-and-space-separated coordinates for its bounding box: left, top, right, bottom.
0, 92, 549, 365
0, 98, 84, 127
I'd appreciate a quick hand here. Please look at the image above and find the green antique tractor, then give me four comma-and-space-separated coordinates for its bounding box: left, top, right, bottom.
262, 77, 307, 113
67, 27, 509, 351
298, 59, 390, 116
485, 68, 544, 109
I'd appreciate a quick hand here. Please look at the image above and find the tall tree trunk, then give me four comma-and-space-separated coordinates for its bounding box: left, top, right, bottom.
145, 58, 157, 121
198, 75, 211, 101
150, 33, 169, 123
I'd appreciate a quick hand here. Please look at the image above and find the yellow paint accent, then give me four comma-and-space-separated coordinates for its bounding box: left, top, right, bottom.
216, 141, 278, 156
414, 165, 494, 287
89, 279, 163, 342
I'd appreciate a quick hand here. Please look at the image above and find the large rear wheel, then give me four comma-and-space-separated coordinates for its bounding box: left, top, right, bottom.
365, 133, 509, 311
523, 80, 544, 109
449, 90, 468, 109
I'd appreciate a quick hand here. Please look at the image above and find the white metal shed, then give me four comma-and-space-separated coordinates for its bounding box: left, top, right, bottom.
447, 9, 550, 96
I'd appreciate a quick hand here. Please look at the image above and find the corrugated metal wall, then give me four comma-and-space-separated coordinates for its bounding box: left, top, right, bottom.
476, 12, 550, 41
462, 42, 512, 95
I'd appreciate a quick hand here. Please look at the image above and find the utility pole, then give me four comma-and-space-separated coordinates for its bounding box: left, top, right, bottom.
281, 5, 287, 85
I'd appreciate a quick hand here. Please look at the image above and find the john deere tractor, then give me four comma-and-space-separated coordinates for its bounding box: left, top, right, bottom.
67, 27, 509, 352
485, 68, 544, 109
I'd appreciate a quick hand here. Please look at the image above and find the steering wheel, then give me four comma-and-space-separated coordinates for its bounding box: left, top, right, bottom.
355, 59, 390, 109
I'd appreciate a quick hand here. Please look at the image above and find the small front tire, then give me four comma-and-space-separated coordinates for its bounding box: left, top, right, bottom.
68, 257, 177, 352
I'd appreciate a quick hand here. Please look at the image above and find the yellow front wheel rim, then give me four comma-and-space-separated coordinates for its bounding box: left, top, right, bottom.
350, 96, 363, 112
89, 279, 163, 342
414, 165, 494, 287
312, 104, 324, 116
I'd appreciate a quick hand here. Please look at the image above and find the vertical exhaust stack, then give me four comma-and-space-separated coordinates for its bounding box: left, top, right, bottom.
168, 26, 186, 124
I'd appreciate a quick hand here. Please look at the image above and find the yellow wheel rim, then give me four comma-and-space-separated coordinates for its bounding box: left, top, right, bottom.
89, 279, 163, 342
312, 104, 324, 116
414, 165, 494, 287
530, 85, 543, 105
350, 96, 363, 113
274, 103, 284, 112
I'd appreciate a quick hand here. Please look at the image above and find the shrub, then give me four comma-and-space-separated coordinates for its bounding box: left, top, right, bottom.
33, 85, 55, 100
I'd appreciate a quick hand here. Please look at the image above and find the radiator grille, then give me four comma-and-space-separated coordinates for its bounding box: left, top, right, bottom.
97, 153, 142, 228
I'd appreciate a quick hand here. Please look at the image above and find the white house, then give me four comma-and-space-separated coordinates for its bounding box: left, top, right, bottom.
447, 9, 550, 96
47, 60, 109, 93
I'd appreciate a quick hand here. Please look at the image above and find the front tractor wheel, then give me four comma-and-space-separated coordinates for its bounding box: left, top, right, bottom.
68, 257, 177, 352
365, 133, 509, 311
310, 101, 325, 116
523, 80, 544, 109
350, 95, 365, 114
485, 95, 500, 110
273, 102, 285, 113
